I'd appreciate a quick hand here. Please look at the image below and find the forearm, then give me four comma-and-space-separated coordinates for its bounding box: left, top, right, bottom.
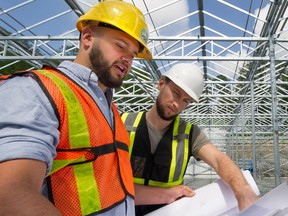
0, 182, 61, 215
215, 154, 250, 195
214, 154, 259, 210
198, 144, 258, 210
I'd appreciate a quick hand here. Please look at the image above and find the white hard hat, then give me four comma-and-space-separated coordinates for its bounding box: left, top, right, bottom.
162, 63, 204, 102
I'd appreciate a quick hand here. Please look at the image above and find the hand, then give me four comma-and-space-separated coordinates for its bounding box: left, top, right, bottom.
161, 185, 196, 204
134, 183, 195, 205
235, 184, 259, 211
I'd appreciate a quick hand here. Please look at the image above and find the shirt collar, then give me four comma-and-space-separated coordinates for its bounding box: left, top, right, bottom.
58, 61, 113, 101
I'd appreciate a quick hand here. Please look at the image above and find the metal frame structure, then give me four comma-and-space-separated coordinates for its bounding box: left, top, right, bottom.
1, 0, 288, 194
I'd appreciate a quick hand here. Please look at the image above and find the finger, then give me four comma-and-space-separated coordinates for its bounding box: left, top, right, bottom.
181, 186, 195, 196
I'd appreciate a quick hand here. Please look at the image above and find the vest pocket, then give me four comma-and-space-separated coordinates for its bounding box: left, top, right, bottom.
151, 154, 171, 182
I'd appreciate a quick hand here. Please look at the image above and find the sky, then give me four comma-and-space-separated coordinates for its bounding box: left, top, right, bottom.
0, 0, 272, 38
1, 0, 286, 80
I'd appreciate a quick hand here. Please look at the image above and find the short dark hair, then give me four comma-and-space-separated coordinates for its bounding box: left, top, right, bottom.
161, 76, 171, 83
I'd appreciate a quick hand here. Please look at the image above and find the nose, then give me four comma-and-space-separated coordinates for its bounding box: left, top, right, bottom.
121, 54, 133, 67
172, 100, 179, 110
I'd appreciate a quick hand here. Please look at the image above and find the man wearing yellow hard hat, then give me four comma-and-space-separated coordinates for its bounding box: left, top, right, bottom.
0, 1, 151, 216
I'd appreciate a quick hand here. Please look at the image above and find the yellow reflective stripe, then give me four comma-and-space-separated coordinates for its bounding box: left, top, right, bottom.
128, 112, 144, 157
133, 177, 145, 184
74, 163, 100, 215
121, 112, 129, 122
168, 116, 180, 182
179, 123, 192, 179
37, 70, 90, 149
148, 179, 183, 188
38, 69, 91, 175
38, 70, 100, 213
49, 156, 86, 175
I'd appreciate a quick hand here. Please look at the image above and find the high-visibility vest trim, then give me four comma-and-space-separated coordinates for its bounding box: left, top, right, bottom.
133, 178, 184, 187
121, 111, 144, 157
122, 112, 192, 187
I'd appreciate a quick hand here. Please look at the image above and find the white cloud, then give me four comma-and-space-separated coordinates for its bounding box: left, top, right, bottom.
254, 3, 270, 36
79, 0, 190, 37
132, 0, 190, 36
212, 51, 248, 80
254, 2, 288, 58
211, 2, 281, 80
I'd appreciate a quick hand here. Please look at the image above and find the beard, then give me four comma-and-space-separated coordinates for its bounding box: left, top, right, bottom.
89, 42, 124, 88
156, 94, 178, 121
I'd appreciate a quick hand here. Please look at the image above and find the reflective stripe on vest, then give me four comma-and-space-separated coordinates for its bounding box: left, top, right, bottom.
5, 67, 134, 216
121, 111, 144, 157
122, 112, 191, 188
36, 69, 101, 214
36, 69, 91, 174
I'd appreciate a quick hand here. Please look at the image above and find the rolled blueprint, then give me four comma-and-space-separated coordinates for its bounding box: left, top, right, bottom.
146, 170, 260, 216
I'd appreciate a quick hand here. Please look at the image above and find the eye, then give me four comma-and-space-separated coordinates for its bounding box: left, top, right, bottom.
132, 52, 137, 58
184, 99, 191, 104
173, 90, 180, 97
116, 42, 125, 50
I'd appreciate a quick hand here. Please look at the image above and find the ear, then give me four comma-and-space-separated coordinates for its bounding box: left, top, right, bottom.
157, 78, 165, 91
80, 27, 93, 48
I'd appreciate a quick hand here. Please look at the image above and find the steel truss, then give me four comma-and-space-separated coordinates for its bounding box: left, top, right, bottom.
1, 0, 288, 194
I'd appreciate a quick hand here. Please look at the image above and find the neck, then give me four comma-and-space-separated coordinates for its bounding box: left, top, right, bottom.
146, 104, 173, 130
73, 57, 108, 93
98, 81, 108, 93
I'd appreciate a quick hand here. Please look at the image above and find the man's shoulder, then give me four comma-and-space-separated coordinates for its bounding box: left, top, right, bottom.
122, 112, 143, 117
121, 112, 143, 131
179, 118, 199, 128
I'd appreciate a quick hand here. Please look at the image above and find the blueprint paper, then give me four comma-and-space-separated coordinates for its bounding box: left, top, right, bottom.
239, 181, 288, 216
145, 170, 260, 216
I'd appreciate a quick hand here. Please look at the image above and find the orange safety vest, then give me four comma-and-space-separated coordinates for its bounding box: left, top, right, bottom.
1, 66, 134, 215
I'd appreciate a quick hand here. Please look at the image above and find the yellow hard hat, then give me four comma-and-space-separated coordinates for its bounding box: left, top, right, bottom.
77, 0, 152, 60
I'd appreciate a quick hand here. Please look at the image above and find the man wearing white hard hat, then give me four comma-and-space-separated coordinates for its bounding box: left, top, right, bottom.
121, 63, 259, 215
